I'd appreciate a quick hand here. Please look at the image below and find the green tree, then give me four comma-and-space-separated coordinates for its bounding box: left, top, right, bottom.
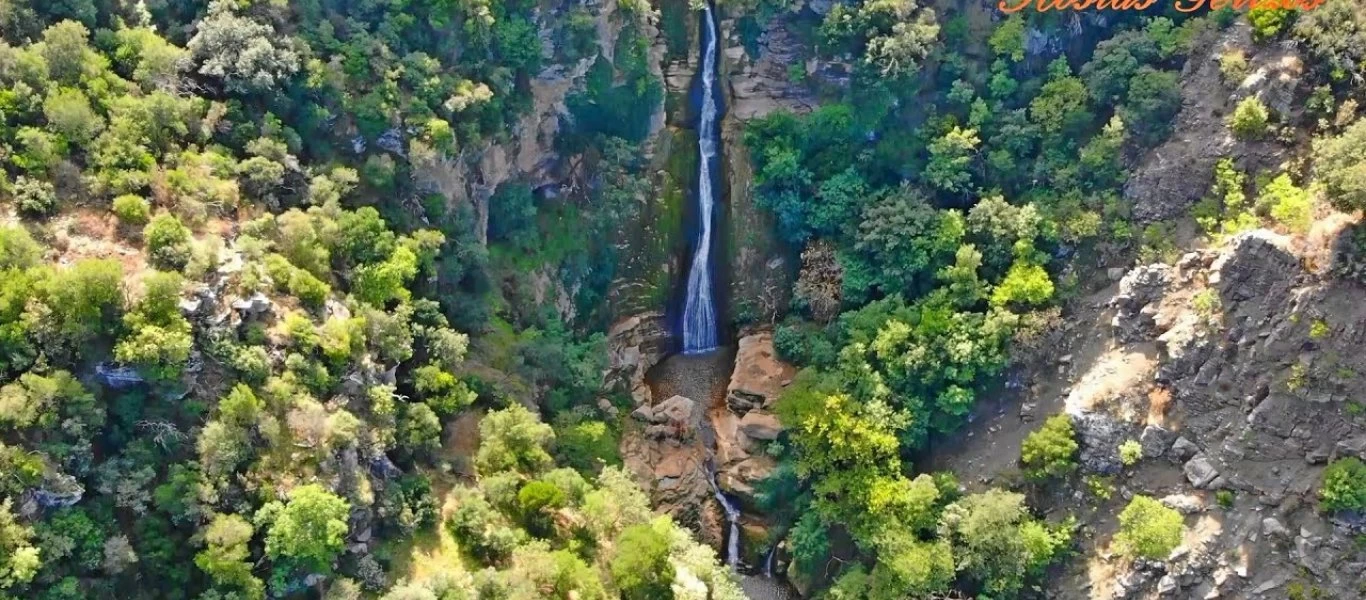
411, 364, 477, 417
851, 188, 963, 298
990, 260, 1055, 310
937, 489, 1070, 597
1120, 68, 1181, 146
195, 514, 265, 599
43, 88, 103, 145
259, 484, 350, 572
1020, 414, 1078, 480
36, 258, 124, 353
1114, 495, 1184, 559
1312, 119, 1366, 212
144, 213, 193, 271
611, 519, 676, 600
925, 127, 980, 195
1228, 97, 1270, 139
476, 405, 555, 476
187, 2, 300, 93
868, 535, 954, 599
0, 499, 41, 590
517, 480, 567, 538
0, 226, 42, 270
115, 271, 193, 380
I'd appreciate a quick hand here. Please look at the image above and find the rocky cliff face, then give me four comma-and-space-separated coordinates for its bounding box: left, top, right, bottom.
1043, 223, 1366, 600
1125, 22, 1304, 223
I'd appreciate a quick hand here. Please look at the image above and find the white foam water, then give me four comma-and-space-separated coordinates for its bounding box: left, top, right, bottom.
682, 2, 720, 354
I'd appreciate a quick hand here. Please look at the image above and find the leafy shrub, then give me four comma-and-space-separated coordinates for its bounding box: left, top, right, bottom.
1312, 119, 1366, 213
1115, 495, 1184, 559
612, 520, 675, 600
1319, 457, 1366, 512
1020, 414, 1078, 480
1228, 98, 1270, 139
1216, 490, 1235, 509
1255, 173, 1312, 234
12, 176, 57, 217
1248, 8, 1294, 41
0, 225, 42, 270
144, 213, 193, 270
112, 195, 152, 226
1218, 50, 1248, 84
1119, 440, 1143, 467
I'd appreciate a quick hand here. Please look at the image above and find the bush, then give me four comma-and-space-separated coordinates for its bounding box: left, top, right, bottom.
1312, 119, 1366, 213
1256, 173, 1312, 234
1228, 98, 1270, 139
1319, 457, 1366, 512
112, 195, 152, 226
12, 176, 57, 217
144, 213, 193, 270
0, 225, 42, 270
1119, 440, 1143, 467
612, 521, 676, 600
1248, 8, 1294, 41
1115, 495, 1184, 559
1020, 415, 1078, 480
1218, 50, 1248, 84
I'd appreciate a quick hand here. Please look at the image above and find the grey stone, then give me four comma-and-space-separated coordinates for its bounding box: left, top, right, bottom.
1184, 454, 1221, 488
1171, 437, 1200, 461
231, 292, 272, 315
1261, 517, 1290, 540
1141, 424, 1177, 458
1158, 574, 1179, 595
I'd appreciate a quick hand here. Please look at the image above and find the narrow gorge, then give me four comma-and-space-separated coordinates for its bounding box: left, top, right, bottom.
612, 0, 804, 595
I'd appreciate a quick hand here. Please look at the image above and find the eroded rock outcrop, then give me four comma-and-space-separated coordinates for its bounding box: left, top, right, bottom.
1056, 225, 1366, 599
607, 312, 673, 406
1125, 23, 1302, 223
622, 394, 712, 533
714, 333, 793, 508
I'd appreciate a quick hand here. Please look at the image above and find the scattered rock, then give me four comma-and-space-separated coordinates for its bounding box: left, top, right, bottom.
1184, 454, 1221, 488
1140, 424, 1177, 458
738, 410, 783, 441
1171, 437, 1200, 461
231, 292, 272, 315
1161, 493, 1206, 515
1073, 412, 1127, 475
1262, 517, 1290, 540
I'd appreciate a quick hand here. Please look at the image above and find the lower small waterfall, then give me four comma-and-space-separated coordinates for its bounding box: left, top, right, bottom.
708, 469, 741, 568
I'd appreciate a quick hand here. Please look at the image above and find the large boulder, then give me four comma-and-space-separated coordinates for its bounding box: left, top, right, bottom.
726, 333, 796, 413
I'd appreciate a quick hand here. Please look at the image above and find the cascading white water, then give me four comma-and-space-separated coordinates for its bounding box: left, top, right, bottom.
709, 470, 741, 568
681, 2, 721, 354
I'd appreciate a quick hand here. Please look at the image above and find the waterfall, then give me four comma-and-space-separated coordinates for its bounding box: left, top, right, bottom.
682, 2, 721, 354
709, 469, 741, 568
762, 544, 776, 577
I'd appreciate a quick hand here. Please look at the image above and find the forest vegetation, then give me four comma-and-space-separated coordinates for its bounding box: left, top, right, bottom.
1, 0, 1366, 598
